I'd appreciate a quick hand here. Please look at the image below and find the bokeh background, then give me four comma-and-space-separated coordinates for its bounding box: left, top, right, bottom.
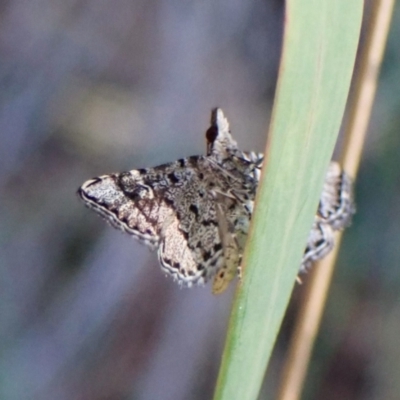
1, 1, 399, 399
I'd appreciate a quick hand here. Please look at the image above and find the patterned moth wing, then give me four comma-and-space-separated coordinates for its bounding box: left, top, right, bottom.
79, 108, 264, 291
300, 163, 355, 272
79, 156, 232, 286
318, 161, 355, 230
301, 221, 335, 273
78, 108, 355, 293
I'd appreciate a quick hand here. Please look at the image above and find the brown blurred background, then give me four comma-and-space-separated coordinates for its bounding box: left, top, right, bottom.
1, 1, 400, 399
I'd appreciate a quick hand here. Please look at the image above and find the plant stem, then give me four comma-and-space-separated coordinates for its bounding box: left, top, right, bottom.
277, 1, 396, 399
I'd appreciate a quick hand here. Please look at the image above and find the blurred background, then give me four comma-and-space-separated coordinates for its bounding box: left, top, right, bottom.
0, 1, 399, 399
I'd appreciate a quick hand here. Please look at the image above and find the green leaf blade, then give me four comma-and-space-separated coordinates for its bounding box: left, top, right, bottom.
214, 1, 363, 399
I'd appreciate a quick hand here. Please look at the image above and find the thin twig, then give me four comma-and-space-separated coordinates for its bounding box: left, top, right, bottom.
277, 1, 396, 399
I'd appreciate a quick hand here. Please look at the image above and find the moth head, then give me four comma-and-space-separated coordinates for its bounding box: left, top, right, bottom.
206, 108, 238, 160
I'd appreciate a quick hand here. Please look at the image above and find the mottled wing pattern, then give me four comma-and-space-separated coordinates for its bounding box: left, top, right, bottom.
301, 221, 335, 273
79, 157, 231, 286
78, 108, 355, 293
78, 173, 160, 249
318, 161, 355, 229
301, 162, 355, 272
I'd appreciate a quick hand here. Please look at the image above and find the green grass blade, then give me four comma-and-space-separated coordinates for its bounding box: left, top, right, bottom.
213, 1, 363, 400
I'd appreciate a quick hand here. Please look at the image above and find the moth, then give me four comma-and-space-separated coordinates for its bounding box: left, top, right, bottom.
78, 108, 354, 294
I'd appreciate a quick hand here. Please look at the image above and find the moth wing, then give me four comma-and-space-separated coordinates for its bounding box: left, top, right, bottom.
157, 210, 225, 286
301, 221, 334, 273
153, 160, 226, 286
319, 162, 355, 230
78, 174, 160, 249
